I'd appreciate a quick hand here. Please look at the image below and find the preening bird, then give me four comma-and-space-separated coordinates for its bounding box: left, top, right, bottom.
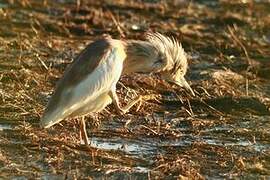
40, 33, 194, 145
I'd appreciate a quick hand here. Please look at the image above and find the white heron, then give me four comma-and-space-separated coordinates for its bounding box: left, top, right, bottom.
40, 33, 195, 145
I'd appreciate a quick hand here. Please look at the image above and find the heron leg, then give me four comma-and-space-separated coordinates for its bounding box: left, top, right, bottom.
122, 94, 160, 112
79, 116, 89, 145
109, 90, 142, 115
121, 96, 142, 112
109, 90, 125, 114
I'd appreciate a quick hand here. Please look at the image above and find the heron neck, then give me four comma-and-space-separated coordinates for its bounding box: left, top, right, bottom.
123, 40, 157, 74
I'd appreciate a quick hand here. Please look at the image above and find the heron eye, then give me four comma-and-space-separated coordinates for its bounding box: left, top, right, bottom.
154, 58, 163, 65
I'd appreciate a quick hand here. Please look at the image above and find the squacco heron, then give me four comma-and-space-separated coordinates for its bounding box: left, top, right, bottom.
40, 33, 194, 145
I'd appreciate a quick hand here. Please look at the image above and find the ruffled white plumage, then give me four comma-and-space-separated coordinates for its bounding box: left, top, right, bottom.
40, 39, 126, 128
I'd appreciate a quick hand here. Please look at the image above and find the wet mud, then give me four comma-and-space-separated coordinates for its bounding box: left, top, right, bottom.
0, 0, 270, 179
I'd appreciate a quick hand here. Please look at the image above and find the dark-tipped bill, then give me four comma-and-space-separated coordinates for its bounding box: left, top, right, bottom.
40, 112, 64, 129
170, 76, 195, 96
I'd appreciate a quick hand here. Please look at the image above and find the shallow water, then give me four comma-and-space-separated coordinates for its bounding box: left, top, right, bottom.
0, 0, 270, 179
0, 124, 12, 130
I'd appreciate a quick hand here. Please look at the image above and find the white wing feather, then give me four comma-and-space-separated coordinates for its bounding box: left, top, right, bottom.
67, 48, 123, 114
40, 44, 125, 128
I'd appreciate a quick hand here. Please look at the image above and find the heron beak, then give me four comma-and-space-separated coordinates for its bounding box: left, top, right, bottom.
170, 77, 195, 96
40, 118, 56, 128
40, 113, 63, 129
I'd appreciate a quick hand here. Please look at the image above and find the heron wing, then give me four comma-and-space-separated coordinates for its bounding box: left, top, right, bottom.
41, 38, 126, 127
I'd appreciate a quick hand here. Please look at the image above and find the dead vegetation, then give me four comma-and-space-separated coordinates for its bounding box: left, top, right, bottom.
0, 0, 270, 179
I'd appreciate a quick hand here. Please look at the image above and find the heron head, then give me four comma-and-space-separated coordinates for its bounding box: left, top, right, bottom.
146, 33, 195, 96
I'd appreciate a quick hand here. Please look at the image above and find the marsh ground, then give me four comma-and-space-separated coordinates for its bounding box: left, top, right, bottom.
0, 0, 270, 179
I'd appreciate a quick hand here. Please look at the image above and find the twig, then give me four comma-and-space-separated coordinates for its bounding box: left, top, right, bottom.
199, 98, 224, 116
245, 78, 249, 96
227, 25, 252, 67
227, 25, 252, 97
184, 108, 193, 116
197, 86, 211, 97
107, 10, 125, 38
186, 99, 194, 116
140, 125, 159, 135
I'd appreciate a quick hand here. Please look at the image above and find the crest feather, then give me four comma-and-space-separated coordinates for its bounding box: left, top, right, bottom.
146, 32, 188, 74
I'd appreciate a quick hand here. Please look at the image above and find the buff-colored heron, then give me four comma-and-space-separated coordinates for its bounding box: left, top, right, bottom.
40, 33, 194, 145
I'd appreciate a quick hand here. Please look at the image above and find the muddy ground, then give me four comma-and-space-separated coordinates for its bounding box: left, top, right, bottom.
0, 0, 270, 179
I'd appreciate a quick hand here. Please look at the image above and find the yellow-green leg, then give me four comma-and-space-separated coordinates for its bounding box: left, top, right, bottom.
79, 116, 89, 145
